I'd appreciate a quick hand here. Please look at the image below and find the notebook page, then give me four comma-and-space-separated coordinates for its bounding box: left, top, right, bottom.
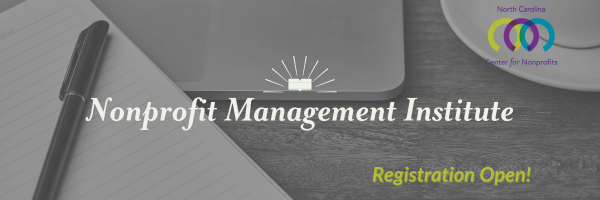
0, 0, 290, 199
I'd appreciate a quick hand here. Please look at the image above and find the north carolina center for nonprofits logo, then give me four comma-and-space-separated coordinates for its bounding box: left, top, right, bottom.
265, 56, 334, 91
488, 18, 555, 52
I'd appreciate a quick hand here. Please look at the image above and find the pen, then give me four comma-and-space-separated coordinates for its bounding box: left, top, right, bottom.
33, 20, 109, 200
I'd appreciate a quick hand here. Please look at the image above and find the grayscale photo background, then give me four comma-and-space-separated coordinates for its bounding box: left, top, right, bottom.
1, 0, 599, 199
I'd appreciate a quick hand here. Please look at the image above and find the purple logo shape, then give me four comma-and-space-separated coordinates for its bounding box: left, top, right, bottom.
504, 18, 539, 52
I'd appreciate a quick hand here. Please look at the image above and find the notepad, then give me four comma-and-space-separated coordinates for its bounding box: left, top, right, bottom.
0, 0, 290, 199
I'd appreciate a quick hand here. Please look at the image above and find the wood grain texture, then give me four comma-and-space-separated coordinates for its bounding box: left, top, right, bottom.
204, 1, 600, 199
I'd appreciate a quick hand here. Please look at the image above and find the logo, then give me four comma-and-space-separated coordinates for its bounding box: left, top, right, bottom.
488, 18, 555, 52
265, 56, 334, 91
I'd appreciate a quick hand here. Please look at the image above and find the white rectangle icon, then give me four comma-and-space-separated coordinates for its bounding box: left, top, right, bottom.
288, 79, 312, 91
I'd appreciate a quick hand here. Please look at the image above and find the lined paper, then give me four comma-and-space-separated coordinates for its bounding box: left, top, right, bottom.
0, 0, 290, 199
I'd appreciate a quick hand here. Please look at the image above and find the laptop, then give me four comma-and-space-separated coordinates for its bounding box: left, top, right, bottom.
92, 0, 405, 100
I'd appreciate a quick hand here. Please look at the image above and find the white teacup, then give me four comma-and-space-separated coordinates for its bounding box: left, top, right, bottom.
512, 0, 600, 49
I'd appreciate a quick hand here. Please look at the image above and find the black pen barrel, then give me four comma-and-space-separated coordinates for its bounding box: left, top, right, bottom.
33, 20, 108, 200
33, 95, 85, 200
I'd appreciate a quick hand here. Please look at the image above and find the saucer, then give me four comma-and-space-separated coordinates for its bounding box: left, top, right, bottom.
441, 0, 600, 92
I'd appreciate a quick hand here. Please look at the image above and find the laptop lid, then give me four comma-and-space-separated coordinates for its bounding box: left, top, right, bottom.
93, 0, 405, 100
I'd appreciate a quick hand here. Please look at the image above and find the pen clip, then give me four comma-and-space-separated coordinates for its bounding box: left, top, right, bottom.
59, 28, 86, 101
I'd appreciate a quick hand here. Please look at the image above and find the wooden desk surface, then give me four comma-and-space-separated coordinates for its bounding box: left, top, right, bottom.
205, 1, 600, 199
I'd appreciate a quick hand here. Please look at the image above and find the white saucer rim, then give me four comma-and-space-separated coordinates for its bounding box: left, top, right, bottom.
440, 0, 600, 92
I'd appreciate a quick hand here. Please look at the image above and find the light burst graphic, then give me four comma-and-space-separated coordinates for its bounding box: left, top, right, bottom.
265, 56, 334, 91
